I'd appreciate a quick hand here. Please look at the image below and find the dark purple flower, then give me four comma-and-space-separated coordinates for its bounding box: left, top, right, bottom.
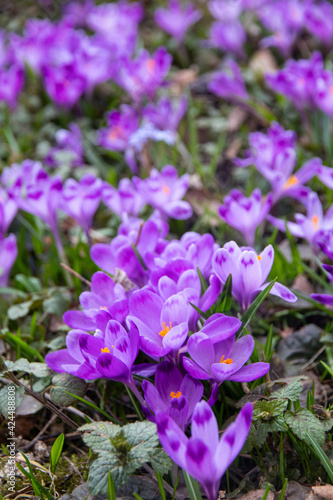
218, 189, 273, 246
64, 271, 129, 332
60, 173, 103, 238
305, 1, 333, 45
0, 234, 18, 287
133, 165, 192, 220
128, 289, 189, 357
43, 65, 85, 108
155, 0, 202, 42
208, 61, 248, 100
156, 400, 253, 500
0, 65, 24, 109
212, 241, 297, 312
142, 361, 203, 430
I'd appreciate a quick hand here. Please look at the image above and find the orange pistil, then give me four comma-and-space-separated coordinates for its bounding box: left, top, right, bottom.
100, 306, 108, 310
159, 321, 172, 337
257, 255, 262, 261
170, 391, 182, 399
220, 355, 233, 364
101, 347, 110, 353
311, 215, 319, 230
162, 183, 170, 195
108, 125, 123, 141
283, 175, 299, 190
146, 58, 156, 73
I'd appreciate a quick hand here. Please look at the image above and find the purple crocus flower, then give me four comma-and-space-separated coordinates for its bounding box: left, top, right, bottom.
313, 70, 333, 119
317, 229, 333, 261
268, 192, 333, 251
0, 234, 18, 287
60, 173, 103, 239
156, 400, 253, 500
128, 289, 189, 358
45, 123, 84, 168
305, 1, 333, 45
155, 0, 202, 42
209, 0, 243, 21
43, 65, 85, 108
98, 105, 139, 172
0, 65, 24, 109
102, 178, 145, 220
235, 122, 321, 204
218, 189, 273, 246
115, 47, 172, 101
208, 61, 248, 101
183, 317, 270, 384
63, 271, 129, 332
212, 241, 297, 312
207, 20, 246, 57
0, 187, 17, 237
46, 320, 141, 398
91, 218, 165, 287
1, 160, 63, 253
143, 96, 187, 134
265, 52, 324, 110
133, 165, 192, 220
142, 361, 203, 430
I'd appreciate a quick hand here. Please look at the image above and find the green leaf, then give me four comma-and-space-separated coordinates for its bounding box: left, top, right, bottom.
285, 408, 325, 447
0, 359, 50, 378
236, 278, 277, 338
3, 332, 44, 362
183, 471, 203, 500
271, 379, 303, 402
64, 391, 120, 424
107, 471, 116, 500
80, 421, 167, 495
150, 448, 172, 474
7, 301, 33, 320
14, 274, 42, 293
50, 373, 87, 407
43, 289, 71, 316
0, 385, 25, 418
253, 399, 288, 421
306, 432, 333, 482
216, 274, 232, 313
50, 433, 64, 474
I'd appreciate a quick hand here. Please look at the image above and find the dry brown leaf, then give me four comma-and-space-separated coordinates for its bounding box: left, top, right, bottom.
312, 484, 333, 499
227, 107, 248, 132
225, 138, 242, 159
235, 489, 274, 500
249, 49, 278, 76
292, 275, 314, 295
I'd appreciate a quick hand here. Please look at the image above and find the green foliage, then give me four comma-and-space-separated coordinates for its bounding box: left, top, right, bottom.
49, 373, 87, 407
50, 433, 65, 474
79, 421, 172, 495
0, 385, 24, 418
285, 408, 325, 447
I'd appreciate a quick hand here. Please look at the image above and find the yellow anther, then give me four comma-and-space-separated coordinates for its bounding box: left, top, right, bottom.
170, 391, 182, 399
101, 347, 110, 353
162, 183, 170, 195
220, 355, 233, 364
146, 58, 156, 73
159, 321, 172, 337
108, 125, 123, 141
257, 255, 262, 261
100, 306, 108, 310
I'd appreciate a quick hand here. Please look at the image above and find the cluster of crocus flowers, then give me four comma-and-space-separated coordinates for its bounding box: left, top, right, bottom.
154, 0, 202, 43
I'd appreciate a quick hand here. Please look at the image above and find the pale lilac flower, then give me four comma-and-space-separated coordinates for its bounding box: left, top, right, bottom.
45, 123, 84, 168
218, 189, 273, 246
207, 20, 246, 57
212, 241, 297, 312
155, 0, 202, 42
0, 234, 18, 287
208, 61, 248, 100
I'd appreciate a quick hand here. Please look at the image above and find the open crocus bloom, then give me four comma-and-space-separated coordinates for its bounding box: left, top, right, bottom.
128, 289, 189, 357
157, 400, 253, 500
212, 241, 297, 312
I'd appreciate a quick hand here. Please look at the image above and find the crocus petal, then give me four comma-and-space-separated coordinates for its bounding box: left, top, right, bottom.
129, 289, 164, 333
142, 379, 168, 414
155, 361, 183, 402
163, 322, 189, 350
161, 293, 189, 327
215, 402, 253, 476
169, 395, 189, 430
191, 400, 219, 454
96, 352, 129, 381
257, 282, 297, 303
311, 293, 333, 306
183, 357, 212, 380
185, 438, 217, 491
180, 375, 204, 418
258, 244, 274, 283
228, 362, 270, 382
187, 332, 215, 373
156, 411, 188, 470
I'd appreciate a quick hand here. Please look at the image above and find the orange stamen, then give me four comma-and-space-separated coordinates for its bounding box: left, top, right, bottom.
100, 306, 108, 310
220, 355, 233, 364
101, 347, 110, 353
146, 58, 156, 73
108, 125, 123, 141
257, 255, 262, 261
283, 175, 299, 190
311, 215, 319, 230
170, 391, 182, 399
159, 321, 172, 337
162, 183, 170, 195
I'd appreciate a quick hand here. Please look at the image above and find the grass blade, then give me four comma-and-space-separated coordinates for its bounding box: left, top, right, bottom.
63, 390, 121, 425
183, 471, 203, 500
306, 432, 333, 482
107, 471, 116, 500
50, 433, 64, 474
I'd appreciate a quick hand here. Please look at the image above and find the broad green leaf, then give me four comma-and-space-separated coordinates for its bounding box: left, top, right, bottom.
285, 408, 325, 447
253, 399, 288, 420
150, 448, 172, 474
0, 385, 25, 418
7, 301, 33, 320
0, 359, 50, 378
80, 421, 121, 453
271, 379, 303, 402
14, 274, 42, 293
50, 373, 87, 407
